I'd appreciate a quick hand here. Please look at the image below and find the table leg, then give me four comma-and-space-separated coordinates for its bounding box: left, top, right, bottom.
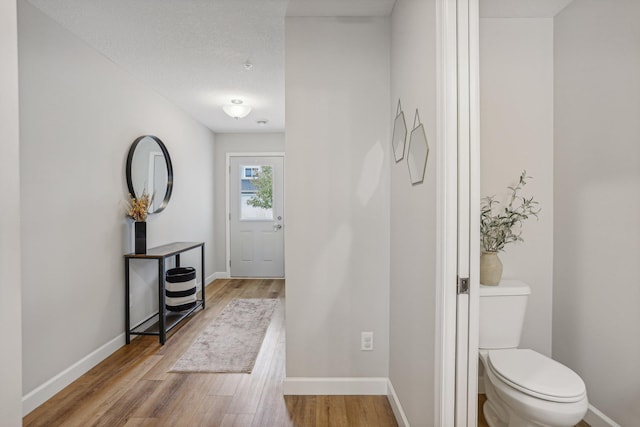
201, 244, 206, 309
125, 258, 130, 344
159, 258, 166, 345
175, 254, 181, 268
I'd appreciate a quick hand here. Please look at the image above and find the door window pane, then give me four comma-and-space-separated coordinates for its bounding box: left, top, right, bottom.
240, 165, 273, 220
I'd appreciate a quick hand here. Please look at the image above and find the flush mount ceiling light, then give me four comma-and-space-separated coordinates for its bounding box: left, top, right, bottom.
222, 99, 251, 119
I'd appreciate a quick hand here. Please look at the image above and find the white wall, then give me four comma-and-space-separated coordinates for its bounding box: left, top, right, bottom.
285, 17, 390, 379
554, 1, 640, 425
18, 0, 215, 409
213, 133, 284, 273
480, 18, 554, 356
388, 0, 438, 424
0, 0, 23, 423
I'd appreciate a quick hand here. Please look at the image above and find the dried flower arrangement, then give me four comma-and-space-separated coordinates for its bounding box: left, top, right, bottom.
126, 190, 153, 222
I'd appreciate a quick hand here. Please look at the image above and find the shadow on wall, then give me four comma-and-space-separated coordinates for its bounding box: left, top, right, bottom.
356, 141, 385, 206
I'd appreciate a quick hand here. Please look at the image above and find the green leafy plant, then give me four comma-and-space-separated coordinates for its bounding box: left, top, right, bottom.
480, 171, 540, 253
247, 166, 273, 210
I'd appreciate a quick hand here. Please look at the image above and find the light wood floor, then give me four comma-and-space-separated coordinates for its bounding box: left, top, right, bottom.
478, 394, 590, 427
24, 279, 398, 427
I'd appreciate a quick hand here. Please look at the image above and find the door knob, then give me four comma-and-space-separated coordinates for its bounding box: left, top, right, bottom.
273, 223, 282, 231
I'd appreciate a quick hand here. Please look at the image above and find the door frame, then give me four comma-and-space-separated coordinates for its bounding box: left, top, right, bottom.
467, 0, 481, 424
435, 0, 459, 424
436, 0, 479, 425
225, 152, 286, 278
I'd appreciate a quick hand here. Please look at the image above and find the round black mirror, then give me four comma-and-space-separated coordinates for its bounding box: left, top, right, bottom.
126, 135, 173, 214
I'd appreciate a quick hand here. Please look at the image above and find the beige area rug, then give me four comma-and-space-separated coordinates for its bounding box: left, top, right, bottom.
170, 298, 278, 373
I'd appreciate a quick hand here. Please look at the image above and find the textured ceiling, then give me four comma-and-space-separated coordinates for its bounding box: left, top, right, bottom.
27, 0, 289, 133
26, 0, 572, 133
287, 0, 395, 17
480, 0, 575, 18
26, 0, 396, 133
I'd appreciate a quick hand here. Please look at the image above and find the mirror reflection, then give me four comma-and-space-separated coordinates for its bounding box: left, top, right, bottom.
126, 135, 173, 214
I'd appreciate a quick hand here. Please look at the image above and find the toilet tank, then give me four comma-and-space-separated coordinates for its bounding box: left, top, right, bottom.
479, 279, 530, 349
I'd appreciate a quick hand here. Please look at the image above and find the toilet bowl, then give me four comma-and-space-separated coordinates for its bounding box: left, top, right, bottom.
479, 281, 588, 427
480, 350, 588, 427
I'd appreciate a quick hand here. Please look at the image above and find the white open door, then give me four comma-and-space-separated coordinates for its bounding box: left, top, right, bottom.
437, 0, 479, 425
453, 0, 480, 425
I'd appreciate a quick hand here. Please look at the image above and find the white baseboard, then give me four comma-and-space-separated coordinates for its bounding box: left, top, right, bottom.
584, 404, 621, 427
212, 271, 230, 280
387, 379, 410, 427
22, 333, 125, 416
211, 272, 287, 280
283, 377, 388, 395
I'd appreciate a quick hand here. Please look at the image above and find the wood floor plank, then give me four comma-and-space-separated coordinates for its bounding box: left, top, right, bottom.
190, 395, 233, 427
478, 394, 489, 427
346, 396, 395, 427
220, 413, 254, 427
91, 379, 161, 427
122, 418, 159, 427
345, 395, 375, 427
132, 375, 190, 419
23, 340, 162, 427
65, 354, 164, 427
314, 395, 349, 427
150, 374, 215, 426
374, 395, 400, 426
209, 373, 244, 396
24, 279, 399, 427
225, 297, 284, 415
250, 301, 293, 427
285, 395, 317, 426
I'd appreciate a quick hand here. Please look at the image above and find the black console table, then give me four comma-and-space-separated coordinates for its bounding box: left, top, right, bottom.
124, 242, 205, 345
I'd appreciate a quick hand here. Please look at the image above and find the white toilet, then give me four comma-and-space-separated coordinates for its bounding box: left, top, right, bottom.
479, 280, 588, 427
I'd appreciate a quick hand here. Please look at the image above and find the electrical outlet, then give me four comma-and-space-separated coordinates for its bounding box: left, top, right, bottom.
361, 331, 373, 351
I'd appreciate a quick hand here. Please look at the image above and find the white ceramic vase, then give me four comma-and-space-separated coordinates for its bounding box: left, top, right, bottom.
480, 251, 503, 286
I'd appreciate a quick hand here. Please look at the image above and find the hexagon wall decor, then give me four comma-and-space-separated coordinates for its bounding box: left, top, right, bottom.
407, 109, 429, 185
391, 100, 407, 162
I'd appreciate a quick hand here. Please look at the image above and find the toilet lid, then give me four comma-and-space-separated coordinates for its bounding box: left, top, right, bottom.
488, 349, 586, 403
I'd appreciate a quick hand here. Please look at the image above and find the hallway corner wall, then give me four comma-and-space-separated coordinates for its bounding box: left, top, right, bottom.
388, 0, 438, 424
284, 16, 391, 382
554, 1, 640, 425
479, 17, 555, 356
0, 0, 23, 424
18, 1, 216, 413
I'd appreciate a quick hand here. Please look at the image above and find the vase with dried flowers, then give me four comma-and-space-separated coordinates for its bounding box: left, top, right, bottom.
126, 190, 153, 254
480, 171, 540, 285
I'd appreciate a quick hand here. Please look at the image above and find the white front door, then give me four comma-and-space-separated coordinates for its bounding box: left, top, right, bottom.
229, 156, 284, 277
